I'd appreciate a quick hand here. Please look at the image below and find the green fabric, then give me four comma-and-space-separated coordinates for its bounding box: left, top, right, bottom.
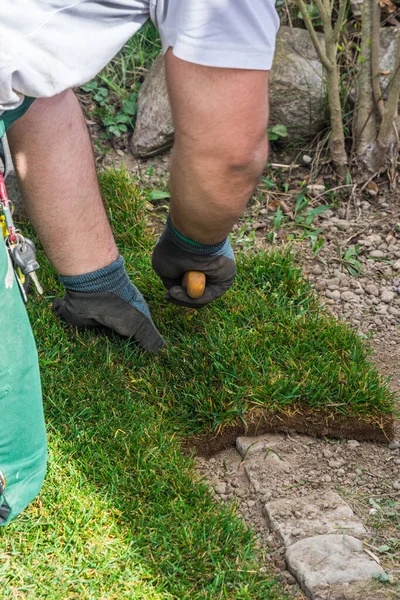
0, 97, 36, 137
0, 238, 47, 525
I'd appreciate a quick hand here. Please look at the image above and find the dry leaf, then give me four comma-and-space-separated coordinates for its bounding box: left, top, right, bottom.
279, 199, 292, 214
367, 181, 379, 193
380, 0, 396, 12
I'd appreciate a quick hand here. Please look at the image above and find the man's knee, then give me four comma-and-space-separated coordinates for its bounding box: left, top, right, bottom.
223, 134, 268, 184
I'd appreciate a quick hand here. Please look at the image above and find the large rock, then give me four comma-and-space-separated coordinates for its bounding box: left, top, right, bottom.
380, 26, 400, 95
130, 55, 174, 157
269, 26, 325, 138
130, 26, 326, 157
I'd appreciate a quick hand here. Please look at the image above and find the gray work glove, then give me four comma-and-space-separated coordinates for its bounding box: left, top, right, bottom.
152, 216, 236, 308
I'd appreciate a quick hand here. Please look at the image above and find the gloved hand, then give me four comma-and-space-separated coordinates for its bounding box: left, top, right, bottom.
52, 255, 165, 353
152, 216, 236, 308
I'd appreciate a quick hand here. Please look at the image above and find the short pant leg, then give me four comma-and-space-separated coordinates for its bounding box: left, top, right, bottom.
0, 236, 47, 525
151, 0, 280, 70
0, 1, 151, 111
0, 98, 36, 138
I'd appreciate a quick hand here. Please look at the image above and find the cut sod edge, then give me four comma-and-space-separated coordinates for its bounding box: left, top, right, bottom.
186, 408, 395, 457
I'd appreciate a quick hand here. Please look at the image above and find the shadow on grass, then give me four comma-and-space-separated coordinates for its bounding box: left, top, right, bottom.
0, 302, 284, 599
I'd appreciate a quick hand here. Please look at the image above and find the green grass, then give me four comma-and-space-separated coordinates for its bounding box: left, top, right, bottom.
0, 168, 394, 597
0, 168, 288, 598
99, 169, 393, 431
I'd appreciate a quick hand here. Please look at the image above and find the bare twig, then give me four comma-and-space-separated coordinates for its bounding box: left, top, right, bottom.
269, 163, 301, 169
296, 0, 332, 70
283, 0, 293, 28
333, 0, 348, 42
310, 183, 355, 202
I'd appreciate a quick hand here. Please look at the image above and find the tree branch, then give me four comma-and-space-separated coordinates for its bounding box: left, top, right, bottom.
295, 0, 333, 70
372, 0, 385, 119
355, 0, 377, 160
333, 0, 348, 43
377, 38, 400, 145
316, 0, 332, 32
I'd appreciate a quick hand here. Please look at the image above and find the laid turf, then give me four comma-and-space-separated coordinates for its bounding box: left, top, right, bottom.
0, 168, 394, 597
0, 169, 288, 598
100, 169, 395, 442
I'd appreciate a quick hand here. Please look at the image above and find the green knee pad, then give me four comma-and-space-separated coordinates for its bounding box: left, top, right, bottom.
0, 97, 36, 137
0, 238, 47, 525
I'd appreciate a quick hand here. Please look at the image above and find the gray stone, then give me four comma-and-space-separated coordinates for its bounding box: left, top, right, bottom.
347, 440, 360, 449
322, 448, 334, 459
341, 291, 359, 302
268, 27, 326, 138
388, 440, 400, 450
311, 265, 323, 276
365, 284, 380, 297
282, 571, 297, 585
393, 481, 400, 491
369, 250, 386, 259
325, 289, 340, 301
392, 259, 400, 271
286, 534, 384, 599
236, 434, 284, 458
320, 209, 334, 220
380, 27, 400, 98
214, 483, 227, 495
236, 487, 247, 498
315, 279, 327, 291
131, 27, 326, 156
263, 491, 366, 547
130, 56, 174, 157
381, 290, 394, 304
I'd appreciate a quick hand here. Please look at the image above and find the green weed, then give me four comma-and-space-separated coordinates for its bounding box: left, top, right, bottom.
337, 245, 363, 277
80, 22, 161, 138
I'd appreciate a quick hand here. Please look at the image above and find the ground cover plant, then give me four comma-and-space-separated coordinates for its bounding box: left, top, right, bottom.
80, 22, 161, 140
0, 169, 395, 597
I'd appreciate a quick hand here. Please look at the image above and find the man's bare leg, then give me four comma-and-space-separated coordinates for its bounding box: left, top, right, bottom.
7, 90, 118, 276
151, 51, 270, 307
7, 90, 164, 351
165, 50, 270, 245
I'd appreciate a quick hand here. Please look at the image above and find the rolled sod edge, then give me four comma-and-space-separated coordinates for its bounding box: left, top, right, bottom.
187, 408, 395, 457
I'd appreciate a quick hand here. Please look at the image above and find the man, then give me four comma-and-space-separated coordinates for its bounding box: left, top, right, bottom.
0, 1, 279, 523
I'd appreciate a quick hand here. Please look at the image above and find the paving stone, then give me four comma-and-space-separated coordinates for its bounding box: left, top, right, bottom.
263, 491, 366, 546
236, 434, 285, 458
286, 534, 384, 600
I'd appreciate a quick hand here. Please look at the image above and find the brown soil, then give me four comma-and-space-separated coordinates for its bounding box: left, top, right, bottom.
188, 409, 394, 458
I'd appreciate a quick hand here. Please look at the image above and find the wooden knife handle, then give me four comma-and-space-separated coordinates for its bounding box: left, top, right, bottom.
182, 271, 206, 299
